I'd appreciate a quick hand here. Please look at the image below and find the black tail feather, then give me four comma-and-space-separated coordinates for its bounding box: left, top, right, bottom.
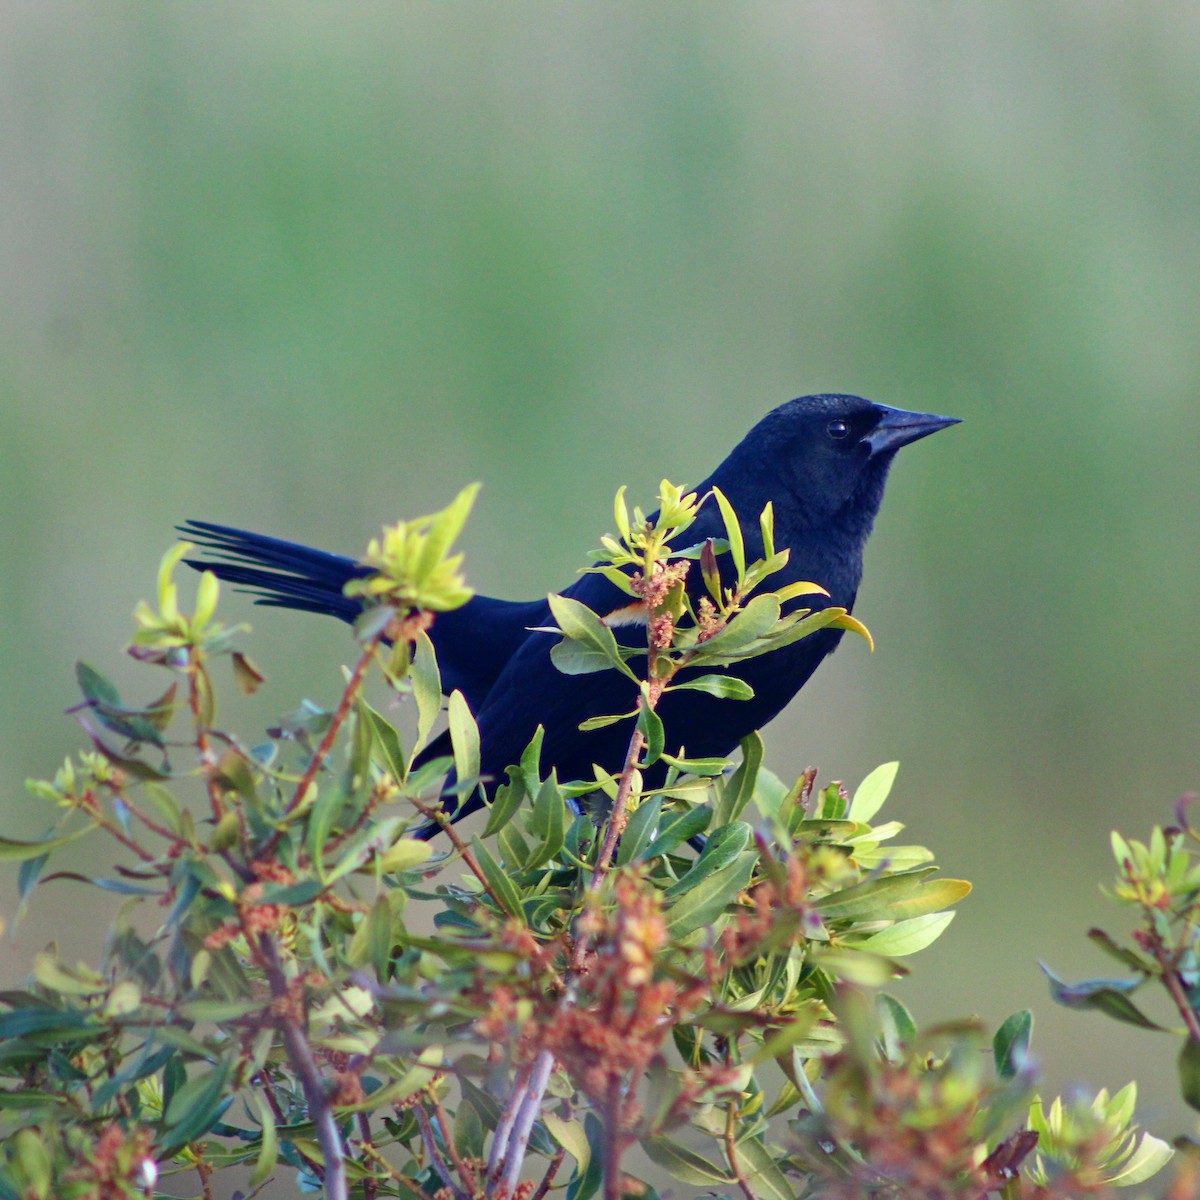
179, 520, 367, 623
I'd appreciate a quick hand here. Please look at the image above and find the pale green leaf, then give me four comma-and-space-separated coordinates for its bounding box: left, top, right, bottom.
848, 761, 899, 823
854, 911, 956, 956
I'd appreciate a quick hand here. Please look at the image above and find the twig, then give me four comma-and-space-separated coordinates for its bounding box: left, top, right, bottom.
410, 796, 515, 915
357, 1112, 379, 1200
1150, 931, 1200, 1044
82, 796, 157, 864
498, 1050, 557, 1197
195, 1157, 216, 1200
530, 1145, 566, 1200
487, 1062, 532, 1185
588, 727, 647, 892
255, 1072, 326, 1180
262, 634, 385, 856
601, 1073, 626, 1200
258, 933, 347, 1200
415, 1103, 471, 1200
723, 1056, 761, 1200
490, 712, 648, 1197
105, 781, 187, 845
433, 1092, 479, 1195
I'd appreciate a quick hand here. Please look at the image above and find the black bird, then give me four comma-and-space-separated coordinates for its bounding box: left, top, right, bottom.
182, 395, 957, 827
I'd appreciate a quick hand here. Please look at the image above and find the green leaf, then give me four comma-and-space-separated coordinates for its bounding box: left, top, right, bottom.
667, 674, 754, 700
249, 1089, 279, 1188
410, 629, 442, 753
736, 1134, 797, 1200
550, 638, 626, 677
448, 690, 480, 786
665, 850, 756, 939
13, 1130, 51, 1200
878, 993, 918, 1059
993, 1009, 1033, 1079
472, 838, 524, 919
1181, 1036, 1200, 1113
665, 822, 752, 898
0, 825, 96, 862
691, 594, 781, 659
658, 752, 729, 776
1086, 927, 1156, 974
76, 661, 169, 747
566, 1112, 605, 1200
641, 805, 712, 860
360, 700, 406, 784
417, 482, 481, 582
711, 487, 746, 581
378, 838, 433, 874
175, 999, 264, 1023
815, 872, 970, 922
753, 1012, 821, 1063
643, 1135, 733, 1185
548, 593, 638, 681
337, 1049, 441, 1112
749, 607, 845, 657
1106, 1132, 1174, 1187
526, 774, 567, 869
261, 879, 325, 906
759, 500, 776, 558
482, 777, 527, 838
854, 911, 956, 957
0, 1007, 94, 1041
544, 1112, 591, 1174
613, 485, 631, 542
848, 761, 899, 823
453, 1092, 485, 1161
160, 1059, 233, 1152
638, 701, 665, 766
716, 733, 763, 826
1040, 963, 1167, 1030
617, 797, 662, 866
578, 710, 635, 731
76, 660, 121, 708
307, 777, 349, 864
194, 568, 219, 627
366, 893, 393, 980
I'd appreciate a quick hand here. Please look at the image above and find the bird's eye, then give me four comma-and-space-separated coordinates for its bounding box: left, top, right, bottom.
827, 419, 850, 440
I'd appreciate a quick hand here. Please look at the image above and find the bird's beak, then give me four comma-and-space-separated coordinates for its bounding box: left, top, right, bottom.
865, 406, 961, 456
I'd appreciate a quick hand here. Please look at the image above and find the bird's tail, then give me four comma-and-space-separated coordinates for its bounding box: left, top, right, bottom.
179, 520, 368, 623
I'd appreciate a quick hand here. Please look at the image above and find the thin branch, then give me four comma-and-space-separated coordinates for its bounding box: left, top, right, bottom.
415, 1103, 472, 1200
82, 796, 157, 864
261, 633, 385, 857
601, 1073, 626, 1200
487, 1062, 532, 1186
195, 1157, 216, 1200
357, 1112, 379, 1200
530, 1145, 566, 1200
105, 781, 187, 846
258, 933, 347, 1200
433, 1092, 479, 1195
1151, 929, 1200, 1044
255, 1072, 325, 1180
498, 1050, 557, 1197
410, 795, 514, 915
588, 727, 647, 891
723, 1048, 761, 1200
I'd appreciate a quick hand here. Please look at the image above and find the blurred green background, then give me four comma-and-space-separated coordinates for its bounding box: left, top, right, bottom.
3, 0, 1199, 1145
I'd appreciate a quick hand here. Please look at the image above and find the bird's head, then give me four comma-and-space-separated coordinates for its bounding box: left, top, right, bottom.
716, 393, 960, 538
